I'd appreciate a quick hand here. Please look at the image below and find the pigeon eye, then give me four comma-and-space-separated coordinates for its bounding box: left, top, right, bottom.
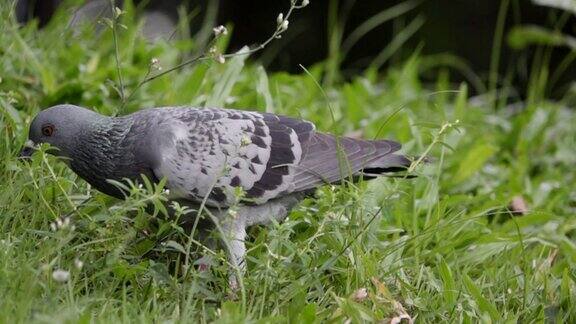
41, 124, 55, 137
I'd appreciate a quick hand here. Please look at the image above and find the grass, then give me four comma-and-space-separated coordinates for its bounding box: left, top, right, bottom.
1, 1, 575, 323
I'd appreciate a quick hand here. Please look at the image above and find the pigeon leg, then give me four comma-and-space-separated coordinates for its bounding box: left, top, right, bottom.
218, 213, 247, 291
215, 193, 306, 290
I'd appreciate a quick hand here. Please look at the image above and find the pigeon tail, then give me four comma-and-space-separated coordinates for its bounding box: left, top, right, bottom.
291, 134, 411, 191
361, 150, 412, 174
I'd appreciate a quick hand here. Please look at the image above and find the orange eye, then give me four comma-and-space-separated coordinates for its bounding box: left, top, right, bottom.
42, 124, 55, 137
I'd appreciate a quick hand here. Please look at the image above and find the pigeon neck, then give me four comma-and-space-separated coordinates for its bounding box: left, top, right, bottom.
93, 116, 133, 145
69, 116, 138, 198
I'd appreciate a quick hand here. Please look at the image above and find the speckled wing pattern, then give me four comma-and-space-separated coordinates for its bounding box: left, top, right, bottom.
148, 107, 407, 207
149, 107, 312, 207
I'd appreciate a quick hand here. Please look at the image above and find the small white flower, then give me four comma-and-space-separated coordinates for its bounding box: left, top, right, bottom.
240, 136, 252, 147
276, 13, 284, 25
301, 0, 309, 7
138, 183, 144, 189
52, 269, 70, 283
280, 20, 289, 32
224, 96, 237, 104
56, 218, 63, 228
213, 25, 228, 36
150, 58, 162, 71
114, 6, 123, 19
163, 188, 171, 195
50, 222, 57, 232
62, 217, 70, 228
216, 54, 226, 64
74, 259, 84, 270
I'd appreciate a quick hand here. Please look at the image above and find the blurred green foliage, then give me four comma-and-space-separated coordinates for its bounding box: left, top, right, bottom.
0, 0, 575, 322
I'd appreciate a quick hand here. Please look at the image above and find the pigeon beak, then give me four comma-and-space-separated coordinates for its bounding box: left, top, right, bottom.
19, 140, 36, 160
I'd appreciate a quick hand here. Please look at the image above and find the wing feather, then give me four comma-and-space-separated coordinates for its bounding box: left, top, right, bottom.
146, 106, 408, 207
150, 107, 314, 207
291, 133, 406, 191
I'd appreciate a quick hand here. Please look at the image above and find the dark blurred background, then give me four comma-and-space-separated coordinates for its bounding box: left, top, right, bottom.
15, 0, 576, 96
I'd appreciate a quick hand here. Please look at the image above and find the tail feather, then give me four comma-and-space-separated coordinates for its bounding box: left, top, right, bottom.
291, 133, 412, 192
363, 153, 412, 173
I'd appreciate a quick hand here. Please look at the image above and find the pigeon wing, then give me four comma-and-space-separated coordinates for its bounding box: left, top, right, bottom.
147, 107, 314, 207
143, 107, 407, 207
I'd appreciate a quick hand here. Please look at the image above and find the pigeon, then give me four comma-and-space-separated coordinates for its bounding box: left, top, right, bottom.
21, 104, 412, 285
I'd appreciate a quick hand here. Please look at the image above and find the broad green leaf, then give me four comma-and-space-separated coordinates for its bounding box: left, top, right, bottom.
453, 143, 497, 183
164, 240, 187, 254
508, 25, 576, 50
296, 303, 317, 324
0, 97, 23, 130
205, 46, 250, 107
438, 257, 457, 305
463, 274, 501, 321
256, 66, 274, 113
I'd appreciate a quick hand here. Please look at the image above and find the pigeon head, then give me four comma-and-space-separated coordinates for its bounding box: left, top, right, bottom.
21, 104, 103, 158
20, 104, 155, 198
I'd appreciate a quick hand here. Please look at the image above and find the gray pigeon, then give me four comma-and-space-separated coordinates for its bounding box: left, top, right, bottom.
21, 104, 411, 286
